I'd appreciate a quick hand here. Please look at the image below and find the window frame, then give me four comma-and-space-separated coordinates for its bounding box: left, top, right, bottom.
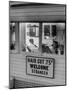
10, 22, 65, 56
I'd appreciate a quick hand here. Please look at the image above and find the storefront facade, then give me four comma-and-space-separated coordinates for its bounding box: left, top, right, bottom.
9, 1, 66, 88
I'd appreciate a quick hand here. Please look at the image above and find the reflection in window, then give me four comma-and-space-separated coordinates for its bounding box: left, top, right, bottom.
10, 22, 19, 53
42, 23, 65, 55
11, 22, 65, 55
27, 24, 39, 37
44, 25, 50, 37
10, 23, 16, 50
52, 25, 56, 37
26, 23, 39, 53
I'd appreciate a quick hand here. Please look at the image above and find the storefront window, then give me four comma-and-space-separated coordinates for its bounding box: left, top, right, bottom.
19, 23, 39, 53
10, 23, 16, 50
26, 23, 39, 53
42, 23, 65, 55
10, 22, 19, 53
44, 25, 50, 37
27, 24, 39, 37
10, 22, 65, 55
52, 25, 56, 37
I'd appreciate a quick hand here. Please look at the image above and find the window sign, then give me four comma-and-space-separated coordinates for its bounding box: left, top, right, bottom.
26, 56, 55, 78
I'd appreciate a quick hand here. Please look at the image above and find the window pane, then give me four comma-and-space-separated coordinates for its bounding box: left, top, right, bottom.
52, 25, 56, 37
10, 22, 19, 53
10, 23, 16, 50
27, 24, 39, 37
42, 23, 65, 55
19, 23, 39, 53
44, 25, 50, 37
26, 23, 39, 53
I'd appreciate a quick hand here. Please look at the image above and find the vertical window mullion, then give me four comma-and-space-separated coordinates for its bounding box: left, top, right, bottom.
39, 23, 42, 53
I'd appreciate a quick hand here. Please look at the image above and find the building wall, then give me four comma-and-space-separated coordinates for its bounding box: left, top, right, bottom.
10, 52, 65, 86
9, 3, 66, 87
10, 5, 65, 22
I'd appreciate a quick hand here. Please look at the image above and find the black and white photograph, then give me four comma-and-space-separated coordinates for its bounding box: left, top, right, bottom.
9, 1, 66, 89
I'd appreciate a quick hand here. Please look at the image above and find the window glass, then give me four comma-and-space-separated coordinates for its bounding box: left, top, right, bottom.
11, 22, 65, 55
44, 25, 50, 37
26, 23, 39, 53
19, 23, 39, 53
27, 24, 39, 37
52, 25, 56, 37
10, 22, 19, 53
42, 23, 65, 55
10, 23, 16, 50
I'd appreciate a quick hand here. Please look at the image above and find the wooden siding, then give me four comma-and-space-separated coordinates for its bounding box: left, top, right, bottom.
9, 3, 66, 87
10, 6, 65, 22
10, 52, 65, 86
